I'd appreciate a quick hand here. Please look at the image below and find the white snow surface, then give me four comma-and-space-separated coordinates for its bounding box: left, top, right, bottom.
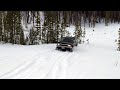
0, 23, 120, 79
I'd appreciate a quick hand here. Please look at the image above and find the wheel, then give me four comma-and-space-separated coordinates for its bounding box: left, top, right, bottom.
56, 47, 59, 50
69, 48, 73, 52
62, 49, 66, 52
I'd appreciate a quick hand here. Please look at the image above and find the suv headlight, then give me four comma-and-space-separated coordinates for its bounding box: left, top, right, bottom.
68, 45, 71, 47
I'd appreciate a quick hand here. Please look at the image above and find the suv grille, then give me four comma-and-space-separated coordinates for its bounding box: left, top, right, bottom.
61, 44, 68, 46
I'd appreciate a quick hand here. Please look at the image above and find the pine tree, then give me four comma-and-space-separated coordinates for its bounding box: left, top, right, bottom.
14, 11, 21, 44
3, 12, 8, 43
4, 11, 14, 44
105, 11, 110, 26
81, 28, 86, 43
83, 11, 86, 27
61, 11, 67, 39
0, 11, 2, 42
118, 28, 120, 51
35, 11, 41, 44
29, 27, 35, 45
18, 12, 25, 45
56, 11, 60, 43
42, 12, 48, 44
88, 11, 91, 27
93, 11, 96, 28
47, 11, 52, 43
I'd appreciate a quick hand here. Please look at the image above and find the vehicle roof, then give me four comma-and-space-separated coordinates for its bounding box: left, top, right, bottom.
63, 37, 75, 39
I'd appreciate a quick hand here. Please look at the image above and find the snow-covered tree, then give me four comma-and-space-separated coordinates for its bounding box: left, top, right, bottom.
35, 11, 41, 44
118, 28, 120, 51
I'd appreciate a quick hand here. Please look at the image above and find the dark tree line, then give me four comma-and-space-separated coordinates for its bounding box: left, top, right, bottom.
0, 11, 120, 45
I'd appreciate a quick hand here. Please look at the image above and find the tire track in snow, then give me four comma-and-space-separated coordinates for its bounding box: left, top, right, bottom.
44, 51, 75, 79
0, 50, 49, 79
10, 49, 56, 79
57, 52, 76, 79
12, 57, 47, 79
44, 52, 68, 78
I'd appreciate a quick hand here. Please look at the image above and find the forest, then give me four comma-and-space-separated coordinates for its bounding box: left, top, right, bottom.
0, 11, 120, 45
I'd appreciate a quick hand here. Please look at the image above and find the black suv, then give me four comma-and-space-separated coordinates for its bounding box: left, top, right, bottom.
56, 37, 78, 52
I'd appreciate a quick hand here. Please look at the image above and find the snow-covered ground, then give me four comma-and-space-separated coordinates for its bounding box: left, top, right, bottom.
0, 23, 120, 79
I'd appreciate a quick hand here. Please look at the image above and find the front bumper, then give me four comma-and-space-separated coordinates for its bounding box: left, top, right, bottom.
56, 45, 72, 50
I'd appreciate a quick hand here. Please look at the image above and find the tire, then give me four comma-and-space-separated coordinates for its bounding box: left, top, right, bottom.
69, 48, 73, 52
56, 47, 59, 50
62, 49, 66, 52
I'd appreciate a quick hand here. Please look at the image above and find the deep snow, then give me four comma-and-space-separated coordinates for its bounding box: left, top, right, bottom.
0, 23, 120, 79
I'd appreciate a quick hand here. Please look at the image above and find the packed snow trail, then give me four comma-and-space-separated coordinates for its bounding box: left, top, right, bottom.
0, 23, 120, 79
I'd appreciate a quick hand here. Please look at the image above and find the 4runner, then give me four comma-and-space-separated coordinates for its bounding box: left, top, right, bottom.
56, 37, 78, 52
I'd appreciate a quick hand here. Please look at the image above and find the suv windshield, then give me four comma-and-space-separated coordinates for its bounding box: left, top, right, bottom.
61, 37, 74, 43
